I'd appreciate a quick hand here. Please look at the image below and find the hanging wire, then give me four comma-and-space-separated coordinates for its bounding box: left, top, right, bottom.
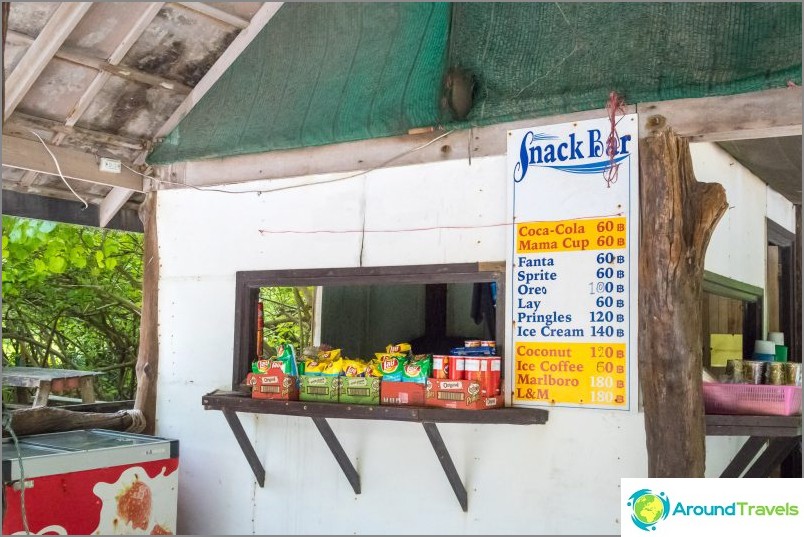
29, 131, 89, 209
2, 412, 30, 535
124, 129, 455, 196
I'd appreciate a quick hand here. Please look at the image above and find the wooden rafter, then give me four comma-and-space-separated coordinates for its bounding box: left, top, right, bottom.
62, 3, 166, 131
6, 112, 147, 151
5, 30, 191, 95
3, 3, 91, 121
148, 3, 284, 146
175, 2, 249, 29
100, 187, 138, 228
2, 134, 144, 192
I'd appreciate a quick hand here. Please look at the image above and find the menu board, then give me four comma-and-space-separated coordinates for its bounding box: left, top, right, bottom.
506, 115, 638, 410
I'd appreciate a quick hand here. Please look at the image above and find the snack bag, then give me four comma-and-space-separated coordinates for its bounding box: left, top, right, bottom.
274, 344, 299, 376
386, 343, 412, 355
317, 349, 342, 362
374, 352, 406, 381
252, 359, 272, 374
402, 354, 432, 384
366, 358, 384, 378
321, 357, 342, 376
342, 359, 368, 377
304, 358, 328, 375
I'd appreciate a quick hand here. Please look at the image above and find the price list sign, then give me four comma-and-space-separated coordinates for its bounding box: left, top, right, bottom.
506, 115, 638, 410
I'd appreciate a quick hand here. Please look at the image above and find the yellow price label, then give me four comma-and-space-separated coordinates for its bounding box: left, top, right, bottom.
516, 217, 627, 253
513, 342, 627, 407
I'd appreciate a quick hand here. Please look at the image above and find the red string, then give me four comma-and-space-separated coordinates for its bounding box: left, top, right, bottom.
257, 211, 625, 235
603, 91, 625, 188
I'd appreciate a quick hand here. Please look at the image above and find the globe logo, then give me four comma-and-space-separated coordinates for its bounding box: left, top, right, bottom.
627, 489, 670, 531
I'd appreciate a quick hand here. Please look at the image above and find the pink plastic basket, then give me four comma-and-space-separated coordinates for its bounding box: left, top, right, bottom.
702, 383, 802, 416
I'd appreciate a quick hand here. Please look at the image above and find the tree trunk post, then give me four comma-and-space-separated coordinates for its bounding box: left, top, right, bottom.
134, 191, 159, 435
638, 120, 728, 477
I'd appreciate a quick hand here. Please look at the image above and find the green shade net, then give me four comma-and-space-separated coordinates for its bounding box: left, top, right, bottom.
148, 2, 801, 165
149, 3, 450, 164
449, 2, 802, 127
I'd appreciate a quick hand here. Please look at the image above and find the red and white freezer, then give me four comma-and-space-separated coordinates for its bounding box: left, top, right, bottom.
2, 429, 179, 535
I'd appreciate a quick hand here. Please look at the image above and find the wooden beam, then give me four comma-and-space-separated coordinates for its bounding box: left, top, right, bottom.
638, 125, 729, 477
176, 2, 249, 29
134, 192, 160, 435
160, 87, 801, 187
150, 3, 284, 145
2, 134, 144, 191
221, 409, 266, 487
100, 63, 192, 94
18, 170, 38, 188
5, 30, 191, 94
100, 187, 136, 228
637, 87, 802, 142
63, 3, 165, 129
7, 112, 147, 150
3, 3, 92, 121
0, 189, 144, 232
162, 105, 635, 186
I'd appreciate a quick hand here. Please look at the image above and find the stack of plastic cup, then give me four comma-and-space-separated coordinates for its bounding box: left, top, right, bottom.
768, 332, 788, 362
753, 340, 776, 362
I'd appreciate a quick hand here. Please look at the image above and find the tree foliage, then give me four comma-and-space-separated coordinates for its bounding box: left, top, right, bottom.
259, 286, 315, 355
2, 216, 143, 401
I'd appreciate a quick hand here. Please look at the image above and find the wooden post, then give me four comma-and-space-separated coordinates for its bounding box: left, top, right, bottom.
134, 192, 159, 435
638, 121, 728, 477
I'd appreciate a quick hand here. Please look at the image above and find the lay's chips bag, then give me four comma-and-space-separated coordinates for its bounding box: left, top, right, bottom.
402, 354, 432, 384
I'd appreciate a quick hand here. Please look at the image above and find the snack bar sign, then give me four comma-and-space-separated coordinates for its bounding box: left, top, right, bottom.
506, 115, 638, 410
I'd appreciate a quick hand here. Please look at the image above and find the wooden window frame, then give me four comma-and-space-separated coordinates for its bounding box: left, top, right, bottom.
703, 271, 764, 363
231, 263, 506, 390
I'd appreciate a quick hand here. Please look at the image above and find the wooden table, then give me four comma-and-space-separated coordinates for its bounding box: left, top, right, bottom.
2, 367, 103, 407
706, 414, 802, 477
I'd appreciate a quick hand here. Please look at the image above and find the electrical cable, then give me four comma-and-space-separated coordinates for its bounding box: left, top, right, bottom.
123, 129, 456, 196
2, 412, 30, 535
29, 131, 89, 209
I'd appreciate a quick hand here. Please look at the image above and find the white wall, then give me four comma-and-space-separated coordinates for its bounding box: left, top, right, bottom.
691, 142, 797, 336
155, 148, 786, 535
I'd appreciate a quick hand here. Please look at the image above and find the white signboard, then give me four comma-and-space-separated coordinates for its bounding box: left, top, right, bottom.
506, 115, 638, 410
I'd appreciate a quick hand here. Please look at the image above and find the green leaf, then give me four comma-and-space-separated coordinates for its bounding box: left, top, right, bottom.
34, 259, 47, 273
95, 251, 105, 268
9, 226, 22, 243
70, 249, 87, 268
39, 221, 57, 233
49, 256, 67, 273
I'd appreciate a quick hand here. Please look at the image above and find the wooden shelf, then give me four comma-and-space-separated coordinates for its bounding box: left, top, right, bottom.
202, 390, 549, 511
705, 414, 801, 437
705, 414, 801, 478
202, 390, 549, 425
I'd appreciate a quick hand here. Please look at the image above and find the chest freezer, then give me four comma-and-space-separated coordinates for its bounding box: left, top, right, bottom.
2, 429, 179, 535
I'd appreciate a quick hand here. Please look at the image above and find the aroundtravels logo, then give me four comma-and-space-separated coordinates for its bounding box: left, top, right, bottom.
625, 486, 801, 532
627, 489, 670, 531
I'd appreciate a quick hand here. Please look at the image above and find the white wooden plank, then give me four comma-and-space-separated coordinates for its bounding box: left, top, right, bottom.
163, 88, 802, 188
150, 3, 284, 143
64, 3, 165, 127
2, 135, 144, 192
164, 106, 635, 187
99, 187, 136, 228
3, 3, 92, 121
176, 2, 249, 29
636, 87, 802, 141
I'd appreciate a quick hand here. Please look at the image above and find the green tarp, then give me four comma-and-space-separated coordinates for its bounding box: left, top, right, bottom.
148, 2, 801, 165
